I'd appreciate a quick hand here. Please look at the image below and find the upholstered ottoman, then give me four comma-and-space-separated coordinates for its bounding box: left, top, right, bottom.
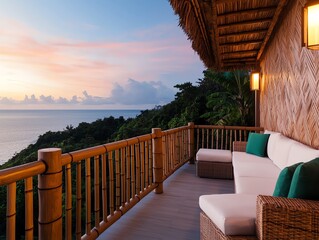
196, 149, 233, 179
199, 194, 258, 239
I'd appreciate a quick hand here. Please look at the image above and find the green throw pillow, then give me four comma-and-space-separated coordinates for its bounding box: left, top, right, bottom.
288, 158, 319, 200
246, 133, 270, 157
273, 162, 302, 197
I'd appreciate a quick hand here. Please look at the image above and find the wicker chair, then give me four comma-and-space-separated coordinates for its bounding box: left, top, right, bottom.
200, 141, 319, 240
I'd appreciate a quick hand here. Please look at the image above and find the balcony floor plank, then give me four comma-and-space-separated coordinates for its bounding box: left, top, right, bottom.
98, 163, 235, 240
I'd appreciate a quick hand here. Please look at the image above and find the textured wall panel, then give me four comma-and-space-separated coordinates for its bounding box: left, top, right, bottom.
260, 0, 319, 149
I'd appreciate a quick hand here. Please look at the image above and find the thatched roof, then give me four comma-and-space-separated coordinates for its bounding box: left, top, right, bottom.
170, 0, 289, 70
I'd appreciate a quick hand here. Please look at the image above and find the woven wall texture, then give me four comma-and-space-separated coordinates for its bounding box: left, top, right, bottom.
260, 0, 319, 149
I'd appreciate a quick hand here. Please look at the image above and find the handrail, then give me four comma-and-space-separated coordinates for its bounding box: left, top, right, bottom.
162, 125, 189, 135
0, 123, 261, 239
61, 134, 156, 165
195, 125, 264, 131
0, 161, 46, 185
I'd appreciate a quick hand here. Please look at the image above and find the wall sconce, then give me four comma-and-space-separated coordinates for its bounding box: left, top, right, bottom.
303, 1, 319, 50
250, 72, 260, 91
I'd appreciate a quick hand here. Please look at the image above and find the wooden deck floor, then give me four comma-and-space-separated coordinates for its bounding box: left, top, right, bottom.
98, 163, 235, 240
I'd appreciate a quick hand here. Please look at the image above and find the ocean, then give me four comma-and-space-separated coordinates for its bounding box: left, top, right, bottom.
0, 109, 141, 165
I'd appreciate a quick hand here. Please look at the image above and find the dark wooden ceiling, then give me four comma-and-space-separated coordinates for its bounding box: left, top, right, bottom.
170, 0, 290, 70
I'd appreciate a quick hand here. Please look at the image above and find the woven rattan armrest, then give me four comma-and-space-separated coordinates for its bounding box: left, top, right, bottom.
256, 195, 319, 240
233, 141, 247, 152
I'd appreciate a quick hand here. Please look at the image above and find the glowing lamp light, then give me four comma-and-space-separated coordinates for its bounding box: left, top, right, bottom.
303, 2, 319, 50
250, 72, 260, 91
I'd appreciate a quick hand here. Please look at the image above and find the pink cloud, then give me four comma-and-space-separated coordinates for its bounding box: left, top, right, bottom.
0, 19, 203, 101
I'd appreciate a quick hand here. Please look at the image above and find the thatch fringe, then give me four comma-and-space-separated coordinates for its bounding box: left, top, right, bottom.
170, 0, 215, 69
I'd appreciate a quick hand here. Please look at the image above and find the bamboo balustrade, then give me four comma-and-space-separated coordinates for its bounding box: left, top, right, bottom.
0, 123, 263, 239
0, 161, 46, 240
162, 125, 191, 180
195, 125, 264, 152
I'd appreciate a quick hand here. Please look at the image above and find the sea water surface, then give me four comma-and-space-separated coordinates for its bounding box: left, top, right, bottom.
0, 109, 140, 165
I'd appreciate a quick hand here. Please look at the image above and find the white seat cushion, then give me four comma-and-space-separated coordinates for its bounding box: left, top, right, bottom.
233, 161, 280, 179
199, 194, 257, 236
232, 151, 273, 166
232, 151, 277, 178
266, 132, 281, 161
196, 149, 232, 163
235, 176, 277, 195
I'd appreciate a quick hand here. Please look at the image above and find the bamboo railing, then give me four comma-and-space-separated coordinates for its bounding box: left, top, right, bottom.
195, 125, 264, 152
0, 123, 262, 239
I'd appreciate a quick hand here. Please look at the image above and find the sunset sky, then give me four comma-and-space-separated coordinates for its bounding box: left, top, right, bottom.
0, 0, 204, 109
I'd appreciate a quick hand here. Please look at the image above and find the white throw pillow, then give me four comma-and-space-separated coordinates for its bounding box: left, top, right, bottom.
287, 141, 319, 166
271, 134, 294, 169
266, 132, 281, 162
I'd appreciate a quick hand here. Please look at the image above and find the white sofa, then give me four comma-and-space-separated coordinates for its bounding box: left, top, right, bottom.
199, 131, 319, 239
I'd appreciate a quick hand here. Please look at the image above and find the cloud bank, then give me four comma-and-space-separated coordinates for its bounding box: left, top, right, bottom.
0, 79, 175, 109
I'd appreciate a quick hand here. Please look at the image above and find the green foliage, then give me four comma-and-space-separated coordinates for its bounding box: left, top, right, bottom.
201, 70, 254, 126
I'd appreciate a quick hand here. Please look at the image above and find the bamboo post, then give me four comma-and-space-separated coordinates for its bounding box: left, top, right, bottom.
196, 128, 199, 152
38, 148, 62, 240
94, 155, 100, 228
76, 162, 82, 240
162, 135, 167, 176
125, 147, 130, 202
201, 129, 204, 148
188, 122, 195, 164
130, 146, 136, 197
108, 152, 115, 213
140, 142, 145, 190
148, 140, 153, 185
120, 148, 126, 207
7, 182, 16, 240
65, 163, 72, 240
152, 128, 163, 194
115, 150, 121, 209
144, 142, 149, 187
211, 129, 214, 149
101, 153, 108, 220
135, 144, 141, 195
25, 177, 33, 240
176, 132, 181, 166
85, 158, 91, 235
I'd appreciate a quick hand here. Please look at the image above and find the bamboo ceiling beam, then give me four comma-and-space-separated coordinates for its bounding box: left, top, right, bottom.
221, 50, 258, 56
216, 0, 241, 4
218, 17, 273, 29
222, 62, 257, 67
219, 29, 268, 38
223, 64, 256, 68
217, 6, 277, 18
223, 61, 256, 64
257, 0, 290, 60
223, 55, 257, 61
223, 57, 256, 62
219, 39, 263, 46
